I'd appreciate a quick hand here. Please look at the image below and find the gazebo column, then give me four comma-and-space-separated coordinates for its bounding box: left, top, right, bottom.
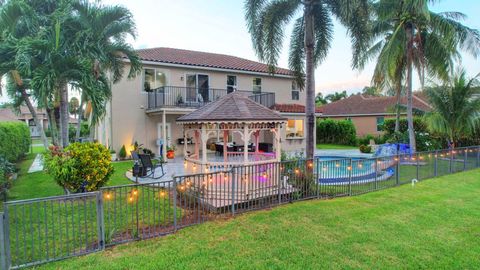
254, 130, 260, 153
194, 130, 200, 159
223, 130, 228, 163
201, 126, 208, 165
273, 125, 281, 161
243, 125, 249, 163
183, 130, 187, 157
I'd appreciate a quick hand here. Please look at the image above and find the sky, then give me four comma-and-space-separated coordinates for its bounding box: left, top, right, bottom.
1, 0, 479, 104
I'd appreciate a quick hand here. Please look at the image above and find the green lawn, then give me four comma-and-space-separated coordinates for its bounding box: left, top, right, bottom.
317, 143, 357, 150
37, 169, 480, 270
7, 154, 133, 201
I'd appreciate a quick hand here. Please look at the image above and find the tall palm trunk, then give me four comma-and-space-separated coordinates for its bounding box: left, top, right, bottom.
405, 24, 416, 153
304, 1, 315, 160
394, 79, 402, 133
11, 71, 49, 150
20, 90, 49, 150
75, 97, 83, 140
59, 82, 69, 148
45, 105, 58, 146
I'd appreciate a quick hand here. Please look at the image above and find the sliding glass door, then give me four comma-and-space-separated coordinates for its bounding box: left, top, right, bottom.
186, 74, 209, 104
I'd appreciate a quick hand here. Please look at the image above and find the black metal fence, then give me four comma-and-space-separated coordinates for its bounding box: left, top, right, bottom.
1, 146, 479, 269
146, 86, 275, 109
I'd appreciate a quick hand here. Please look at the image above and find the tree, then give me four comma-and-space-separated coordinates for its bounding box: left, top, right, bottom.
245, 0, 369, 159
69, 97, 79, 118
315, 92, 327, 105
325, 90, 347, 103
424, 70, 480, 148
356, 0, 480, 153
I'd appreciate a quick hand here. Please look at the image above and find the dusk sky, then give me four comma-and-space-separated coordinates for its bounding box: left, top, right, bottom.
1, 0, 479, 103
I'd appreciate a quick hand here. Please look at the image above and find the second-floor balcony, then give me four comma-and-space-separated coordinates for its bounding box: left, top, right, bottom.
146, 86, 275, 110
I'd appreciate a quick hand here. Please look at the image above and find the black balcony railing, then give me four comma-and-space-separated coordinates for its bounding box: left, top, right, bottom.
146, 86, 275, 110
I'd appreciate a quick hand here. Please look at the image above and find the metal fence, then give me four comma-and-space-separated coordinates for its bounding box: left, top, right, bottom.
1, 146, 479, 269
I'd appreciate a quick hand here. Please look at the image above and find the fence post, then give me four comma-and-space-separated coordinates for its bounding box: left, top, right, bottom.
374, 157, 379, 190
231, 167, 236, 215
416, 153, 419, 180
395, 155, 400, 185
173, 177, 177, 232
0, 211, 10, 270
348, 159, 352, 196
477, 146, 480, 168
434, 150, 438, 177
316, 158, 320, 199
277, 162, 282, 205
464, 149, 467, 171
95, 192, 105, 250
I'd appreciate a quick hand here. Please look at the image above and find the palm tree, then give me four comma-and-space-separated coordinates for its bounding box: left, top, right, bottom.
424, 70, 480, 148
245, 0, 369, 159
356, 0, 480, 153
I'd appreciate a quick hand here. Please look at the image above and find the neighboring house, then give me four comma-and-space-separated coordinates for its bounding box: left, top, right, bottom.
94, 47, 319, 159
0, 106, 49, 137
317, 94, 431, 136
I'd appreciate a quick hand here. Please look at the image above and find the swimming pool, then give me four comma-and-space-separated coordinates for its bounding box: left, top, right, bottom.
316, 156, 396, 185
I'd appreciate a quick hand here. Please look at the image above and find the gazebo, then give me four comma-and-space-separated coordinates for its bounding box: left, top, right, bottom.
176, 92, 295, 208
177, 92, 287, 174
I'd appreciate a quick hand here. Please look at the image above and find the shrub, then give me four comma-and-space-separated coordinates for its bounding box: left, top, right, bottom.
317, 119, 357, 146
0, 156, 16, 201
359, 145, 372, 153
357, 134, 387, 146
68, 122, 90, 142
119, 145, 127, 159
44, 142, 114, 192
0, 122, 31, 162
383, 117, 442, 151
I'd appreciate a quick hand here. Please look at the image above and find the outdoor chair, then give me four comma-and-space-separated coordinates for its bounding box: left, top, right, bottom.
138, 154, 165, 179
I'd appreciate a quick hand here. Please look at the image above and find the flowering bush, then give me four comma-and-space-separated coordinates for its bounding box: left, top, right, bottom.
44, 143, 114, 192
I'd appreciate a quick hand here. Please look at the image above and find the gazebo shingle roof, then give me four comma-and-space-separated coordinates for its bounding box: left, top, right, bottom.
177, 92, 287, 123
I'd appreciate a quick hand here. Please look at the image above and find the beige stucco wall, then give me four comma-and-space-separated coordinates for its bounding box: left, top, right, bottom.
96, 62, 308, 157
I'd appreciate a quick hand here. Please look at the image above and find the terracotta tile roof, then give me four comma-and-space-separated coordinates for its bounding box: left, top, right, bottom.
317, 94, 431, 116
273, 103, 322, 113
0, 108, 20, 122
135, 47, 294, 76
177, 92, 287, 123
0, 106, 47, 122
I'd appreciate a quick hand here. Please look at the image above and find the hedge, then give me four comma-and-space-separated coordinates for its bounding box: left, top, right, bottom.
0, 122, 31, 162
317, 119, 357, 146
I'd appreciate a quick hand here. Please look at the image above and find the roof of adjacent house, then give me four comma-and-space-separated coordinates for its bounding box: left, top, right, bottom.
177, 92, 287, 123
273, 103, 322, 114
135, 47, 293, 76
317, 94, 431, 116
0, 108, 20, 122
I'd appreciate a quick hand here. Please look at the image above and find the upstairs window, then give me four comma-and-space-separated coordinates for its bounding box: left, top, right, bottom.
286, 119, 304, 138
227, 75, 237, 93
291, 81, 300, 100
143, 68, 166, 92
376, 117, 384, 131
253, 78, 262, 93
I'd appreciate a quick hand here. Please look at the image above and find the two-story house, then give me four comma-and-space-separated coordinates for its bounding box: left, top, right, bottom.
94, 47, 316, 160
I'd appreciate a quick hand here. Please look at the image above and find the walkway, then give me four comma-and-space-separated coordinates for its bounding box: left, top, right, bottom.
28, 154, 44, 173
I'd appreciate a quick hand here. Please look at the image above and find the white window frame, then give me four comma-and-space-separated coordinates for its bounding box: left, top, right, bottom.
291, 81, 300, 100
252, 77, 262, 93
142, 68, 169, 93
286, 119, 305, 139
227, 75, 237, 92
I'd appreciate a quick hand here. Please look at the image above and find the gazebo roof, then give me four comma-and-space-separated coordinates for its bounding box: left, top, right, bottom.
177, 92, 287, 123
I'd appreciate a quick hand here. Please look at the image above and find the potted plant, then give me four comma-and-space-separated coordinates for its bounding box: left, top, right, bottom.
110, 149, 117, 161
176, 94, 184, 105
166, 145, 176, 159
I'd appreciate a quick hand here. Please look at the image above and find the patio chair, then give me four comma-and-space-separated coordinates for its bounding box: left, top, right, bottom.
138, 154, 165, 179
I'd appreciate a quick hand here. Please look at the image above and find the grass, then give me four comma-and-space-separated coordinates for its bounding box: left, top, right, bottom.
36, 168, 480, 270
317, 143, 357, 150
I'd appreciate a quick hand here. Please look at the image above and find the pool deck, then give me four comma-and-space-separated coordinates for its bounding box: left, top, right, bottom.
126, 149, 374, 184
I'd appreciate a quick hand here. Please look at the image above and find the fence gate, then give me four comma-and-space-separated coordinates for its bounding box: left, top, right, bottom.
1, 192, 102, 270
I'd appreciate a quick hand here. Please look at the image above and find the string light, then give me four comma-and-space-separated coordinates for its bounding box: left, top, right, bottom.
308, 162, 313, 168
104, 193, 111, 200
132, 189, 138, 196
159, 191, 166, 197
347, 166, 352, 171
128, 196, 134, 203
335, 163, 340, 168
322, 167, 327, 172
295, 168, 300, 174
357, 163, 363, 169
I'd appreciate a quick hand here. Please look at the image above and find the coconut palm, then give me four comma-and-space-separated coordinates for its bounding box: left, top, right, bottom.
245, 0, 369, 159
424, 70, 480, 148
356, 0, 480, 153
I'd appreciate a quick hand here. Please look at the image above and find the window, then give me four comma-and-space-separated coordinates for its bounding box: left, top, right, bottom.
143, 68, 166, 92
376, 117, 384, 131
291, 81, 300, 100
286, 119, 304, 138
252, 78, 262, 93
227, 75, 237, 93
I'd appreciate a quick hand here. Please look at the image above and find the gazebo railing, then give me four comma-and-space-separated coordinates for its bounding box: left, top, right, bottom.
184, 152, 277, 174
